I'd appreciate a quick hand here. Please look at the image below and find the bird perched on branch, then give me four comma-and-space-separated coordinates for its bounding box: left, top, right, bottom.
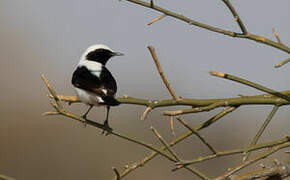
72, 44, 123, 130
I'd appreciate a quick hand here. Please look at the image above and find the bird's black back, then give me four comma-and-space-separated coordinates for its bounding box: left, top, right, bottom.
72, 66, 119, 106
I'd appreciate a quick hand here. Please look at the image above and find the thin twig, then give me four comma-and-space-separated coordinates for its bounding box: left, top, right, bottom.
150, 126, 180, 161
122, 0, 290, 53
176, 117, 217, 154
210, 71, 290, 102
148, 14, 166, 25
176, 136, 289, 168
164, 101, 224, 116
112, 167, 120, 180
272, 28, 283, 44
213, 142, 290, 180
140, 106, 152, 120
0, 174, 15, 180
147, 46, 181, 102
194, 106, 238, 130
230, 163, 290, 180
169, 116, 175, 136
242, 105, 279, 162
275, 57, 290, 68
41, 74, 64, 110
221, 0, 247, 34
42, 111, 60, 116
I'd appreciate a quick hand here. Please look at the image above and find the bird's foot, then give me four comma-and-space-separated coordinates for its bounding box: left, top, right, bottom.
101, 120, 112, 136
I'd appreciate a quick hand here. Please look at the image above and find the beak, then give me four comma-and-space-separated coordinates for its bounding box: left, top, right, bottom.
112, 52, 124, 56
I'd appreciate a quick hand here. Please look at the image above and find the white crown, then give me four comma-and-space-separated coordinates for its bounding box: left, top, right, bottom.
84, 44, 113, 55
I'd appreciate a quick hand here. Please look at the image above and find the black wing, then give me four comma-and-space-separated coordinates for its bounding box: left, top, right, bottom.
72, 66, 117, 97
99, 66, 117, 96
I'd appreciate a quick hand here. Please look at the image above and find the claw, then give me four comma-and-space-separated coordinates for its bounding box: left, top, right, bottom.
101, 120, 112, 136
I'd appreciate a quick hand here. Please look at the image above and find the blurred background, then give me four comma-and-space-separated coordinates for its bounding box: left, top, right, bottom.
0, 0, 289, 179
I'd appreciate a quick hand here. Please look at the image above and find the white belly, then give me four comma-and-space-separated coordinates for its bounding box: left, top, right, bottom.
74, 87, 104, 106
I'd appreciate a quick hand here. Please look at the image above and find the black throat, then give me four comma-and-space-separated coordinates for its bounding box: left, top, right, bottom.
86, 48, 114, 65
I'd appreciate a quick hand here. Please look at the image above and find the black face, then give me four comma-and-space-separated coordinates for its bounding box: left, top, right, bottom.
86, 48, 114, 65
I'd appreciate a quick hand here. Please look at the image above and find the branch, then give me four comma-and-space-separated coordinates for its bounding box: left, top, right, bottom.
147, 46, 181, 101
42, 75, 209, 180
0, 174, 15, 180
176, 117, 217, 154
243, 105, 279, 162
176, 136, 289, 168
113, 107, 238, 179
148, 14, 166, 25
210, 71, 290, 102
275, 57, 290, 68
112, 167, 120, 180
164, 101, 225, 116
221, 0, 247, 34
213, 142, 290, 180
230, 163, 290, 180
56, 91, 290, 111
272, 28, 283, 45
150, 126, 180, 161
122, 0, 290, 53
140, 106, 152, 120
194, 106, 238, 130
149, 126, 210, 180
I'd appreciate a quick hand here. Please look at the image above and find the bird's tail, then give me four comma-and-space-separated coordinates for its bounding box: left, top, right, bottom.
100, 96, 120, 106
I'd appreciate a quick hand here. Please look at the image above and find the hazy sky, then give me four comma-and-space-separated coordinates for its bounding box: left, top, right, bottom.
0, 0, 289, 180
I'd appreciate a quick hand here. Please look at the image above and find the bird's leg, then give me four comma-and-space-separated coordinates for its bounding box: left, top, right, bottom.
102, 106, 112, 135
82, 105, 93, 120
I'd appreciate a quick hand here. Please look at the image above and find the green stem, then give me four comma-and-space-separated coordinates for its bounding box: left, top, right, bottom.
242, 105, 280, 162
221, 0, 247, 34
178, 136, 289, 166
275, 57, 290, 68
210, 71, 290, 102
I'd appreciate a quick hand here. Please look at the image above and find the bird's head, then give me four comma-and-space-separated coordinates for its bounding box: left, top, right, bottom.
83, 44, 124, 65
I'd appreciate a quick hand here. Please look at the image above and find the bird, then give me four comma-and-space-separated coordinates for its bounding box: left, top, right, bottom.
71, 44, 123, 130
